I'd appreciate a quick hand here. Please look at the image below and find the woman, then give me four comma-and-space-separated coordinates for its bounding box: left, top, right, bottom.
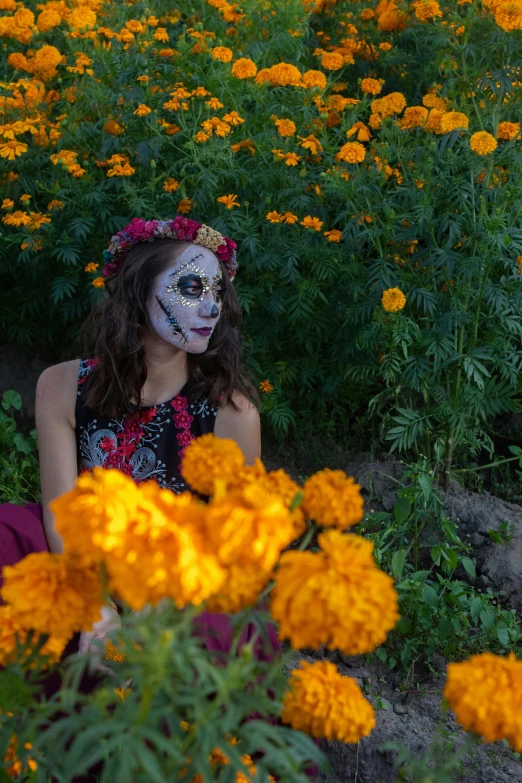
1, 215, 266, 663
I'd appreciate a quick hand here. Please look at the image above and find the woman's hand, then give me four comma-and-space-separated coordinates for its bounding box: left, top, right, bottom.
79, 604, 122, 676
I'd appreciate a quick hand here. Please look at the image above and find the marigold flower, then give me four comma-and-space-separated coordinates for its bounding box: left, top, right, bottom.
371, 92, 406, 118
300, 215, 323, 231
92, 277, 105, 287
324, 229, 342, 242
284, 152, 301, 166
217, 194, 240, 209
444, 653, 522, 751
211, 46, 233, 62
398, 106, 429, 129
206, 563, 271, 613
361, 78, 382, 95
134, 104, 152, 116
1, 198, 14, 210
413, 0, 443, 20
271, 529, 399, 653
163, 177, 179, 192
346, 122, 371, 142
266, 211, 284, 223
177, 198, 192, 214
497, 121, 520, 140
84, 262, 99, 272
231, 57, 257, 78
321, 52, 344, 70
336, 141, 366, 164
494, 0, 522, 31
181, 433, 245, 495
194, 131, 210, 142
105, 639, 125, 662
382, 287, 406, 311
274, 118, 296, 137
282, 660, 375, 742
283, 211, 299, 224
439, 111, 469, 133
37, 8, 62, 31
302, 70, 327, 89
259, 379, 274, 392
0, 604, 68, 667
1, 553, 103, 637
0, 140, 28, 160
470, 130, 497, 156
302, 469, 363, 529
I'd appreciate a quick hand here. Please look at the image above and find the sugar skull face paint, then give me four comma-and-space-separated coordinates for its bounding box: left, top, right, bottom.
146, 244, 225, 353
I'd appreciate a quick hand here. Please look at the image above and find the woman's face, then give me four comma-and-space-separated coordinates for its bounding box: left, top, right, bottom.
146, 244, 225, 353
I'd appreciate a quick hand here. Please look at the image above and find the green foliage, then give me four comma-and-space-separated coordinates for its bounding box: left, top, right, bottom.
0, 391, 40, 504
362, 460, 521, 673
0, 603, 326, 783
1, 0, 522, 460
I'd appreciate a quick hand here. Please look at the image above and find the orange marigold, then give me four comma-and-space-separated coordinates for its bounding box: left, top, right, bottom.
274, 118, 296, 137
413, 0, 443, 19
470, 130, 497, 155
382, 287, 406, 311
302, 469, 364, 529
301, 70, 327, 89
321, 52, 344, 70
336, 141, 366, 163
397, 106, 428, 129
439, 111, 469, 133
361, 77, 382, 95
1, 552, 103, 637
181, 433, 245, 495
271, 529, 399, 654
231, 57, 257, 78
212, 46, 233, 62
497, 121, 520, 140
444, 653, 522, 751
282, 660, 375, 742
0, 604, 68, 668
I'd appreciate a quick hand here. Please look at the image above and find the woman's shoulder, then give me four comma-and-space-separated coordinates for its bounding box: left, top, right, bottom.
35, 359, 82, 429
214, 390, 261, 463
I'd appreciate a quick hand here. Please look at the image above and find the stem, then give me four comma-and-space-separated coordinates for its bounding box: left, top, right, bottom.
413, 494, 419, 572
453, 454, 521, 473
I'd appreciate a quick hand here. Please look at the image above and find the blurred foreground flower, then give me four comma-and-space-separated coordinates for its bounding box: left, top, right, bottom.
302, 468, 364, 529
282, 660, 375, 742
271, 529, 399, 653
444, 652, 522, 751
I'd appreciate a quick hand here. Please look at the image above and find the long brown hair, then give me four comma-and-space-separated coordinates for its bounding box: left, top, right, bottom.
80, 238, 259, 419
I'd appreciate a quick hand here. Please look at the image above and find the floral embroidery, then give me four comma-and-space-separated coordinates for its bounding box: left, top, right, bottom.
76, 359, 217, 492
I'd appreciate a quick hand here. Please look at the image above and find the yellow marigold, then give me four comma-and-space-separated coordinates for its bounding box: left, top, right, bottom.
439, 111, 469, 133
324, 229, 342, 242
177, 198, 192, 214
361, 78, 382, 95
470, 130, 497, 155
51, 468, 142, 561
212, 46, 233, 62
266, 211, 284, 223
413, 0, 443, 19
424, 107, 444, 133
371, 91, 406, 118
134, 104, 152, 116
497, 121, 520, 140
301, 70, 327, 89
84, 262, 98, 272
103, 482, 226, 610
382, 287, 406, 311
37, 8, 61, 32
321, 52, 344, 70
274, 118, 296, 137
361, 7, 375, 18
217, 193, 240, 209
163, 177, 179, 192
181, 433, 245, 495
336, 141, 366, 163
67, 6, 97, 30
260, 379, 274, 391
206, 562, 271, 613
204, 482, 297, 572
1, 198, 14, 210
231, 57, 257, 78
368, 113, 382, 130
397, 106, 428, 129
0, 604, 68, 667
444, 653, 522, 751
283, 211, 299, 224
271, 529, 399, 653
282, 660, 375, 742
302, 469, 364, 529
1, 553, 103, 637
104, 639, 124, 662
300, 215, 323, 231
92, 277, 105, 287
347, 121, 372, 142
422, 92, 448, 111
104, 119, 123, 135
494, 0, 522, 30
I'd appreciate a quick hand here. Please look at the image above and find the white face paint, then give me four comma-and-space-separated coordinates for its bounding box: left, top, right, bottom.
146, 244, 225, 353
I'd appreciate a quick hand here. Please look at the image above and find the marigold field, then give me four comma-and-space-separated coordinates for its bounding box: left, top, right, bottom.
1, 0, 522, 476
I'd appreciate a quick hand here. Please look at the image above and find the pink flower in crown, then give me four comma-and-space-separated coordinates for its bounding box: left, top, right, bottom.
171, 216, 201, 241
216, 236, 236, 262
173, 410, 194, 430
171, 395, 188, 412
176, 430, 194, 447
124, 218, 159, 242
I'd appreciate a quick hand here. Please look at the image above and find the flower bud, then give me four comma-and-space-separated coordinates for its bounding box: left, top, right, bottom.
150, 158, 156, 168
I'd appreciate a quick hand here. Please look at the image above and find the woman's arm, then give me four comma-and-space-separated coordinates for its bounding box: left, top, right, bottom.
35, 360, 81, 553
214, 391, 261, 465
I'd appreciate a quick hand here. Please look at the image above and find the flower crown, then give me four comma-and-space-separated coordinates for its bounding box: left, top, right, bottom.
102, 216, 238, 280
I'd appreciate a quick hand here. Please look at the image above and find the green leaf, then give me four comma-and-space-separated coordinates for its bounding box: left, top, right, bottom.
290, 491, 304, 512
393, 498, 411, 525
461, 557, 476, 578
421, 585, 439, 608
1, 390, 22, 411
470, 597, 483, 623
134, 742, 168, 783
497, 624, 511, 648
391, 548, 408, 580
437, 617, 453, 641
417, 474, 432, 503
480, 606, 496, 630
375, 647, 387, 664
13, 433, 33, 455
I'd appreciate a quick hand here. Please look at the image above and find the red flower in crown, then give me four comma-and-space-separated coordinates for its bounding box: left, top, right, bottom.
125, 218, 159, 242
171, 216, 201, 241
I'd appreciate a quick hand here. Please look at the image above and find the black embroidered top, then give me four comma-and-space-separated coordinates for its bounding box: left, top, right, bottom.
75, 357, 217, 493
